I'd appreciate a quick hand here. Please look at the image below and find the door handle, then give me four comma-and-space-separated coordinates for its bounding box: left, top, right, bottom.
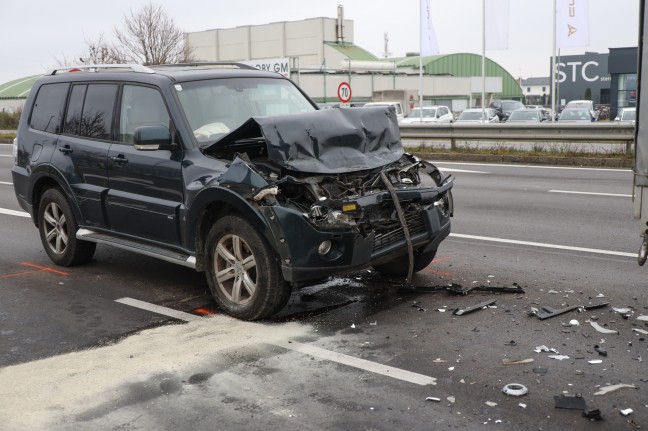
59, 145, 73, 154
111, 155, 129, 164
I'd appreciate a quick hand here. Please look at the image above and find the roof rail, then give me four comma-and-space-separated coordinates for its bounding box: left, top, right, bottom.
152, 62, 258, 70
49, 64, 155, 75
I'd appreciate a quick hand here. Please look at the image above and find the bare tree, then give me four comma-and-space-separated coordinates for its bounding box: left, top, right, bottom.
113, 3, 193, 65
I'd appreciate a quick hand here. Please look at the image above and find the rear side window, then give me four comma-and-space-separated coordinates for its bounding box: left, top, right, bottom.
29, 83, 69, 134
63, 83, 118, 140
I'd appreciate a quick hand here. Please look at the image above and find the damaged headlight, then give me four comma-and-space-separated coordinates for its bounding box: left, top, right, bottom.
309, 198, 359, 227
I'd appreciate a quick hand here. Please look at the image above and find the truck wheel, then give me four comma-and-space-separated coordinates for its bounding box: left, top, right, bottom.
372, 249, 437, 276
38, 188, 96, 266
205, 215, 287, 320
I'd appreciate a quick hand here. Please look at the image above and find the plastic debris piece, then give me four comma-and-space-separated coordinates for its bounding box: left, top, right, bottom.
433, 358, 447, 363
438, 309, 447, 313
350, 324, 356, 329
548, 289, 559, 294
426, 397, 441, 402
534, 345, 550, 353
590, 321, 618, 335
502, 358, 534, 365
519, 403, 527, 409
613, 307, 632, 314
588, 359, 603, 364
549, 355, 570, 361
495, 420, 502, 424
447, 396, 455, 404
453, 299, 497, 316
582, 409, 604, 421
503, 383, 528, 396
594, 383, 637, 396
632, 328, 648, 335
638, 315, 648, 322
594, 345, 608, 357
620, 408, 634, 416
369, 321, 377, 326
533, 366, 548, 375
529, 302, 609, 320
628, 419, 641, 429
448, 367, 455, 371
569, 319, 581, 326
554, 393, 586, 410
504, 340, 517, 346
485, 401, 498, 407
596, 294, 605, 298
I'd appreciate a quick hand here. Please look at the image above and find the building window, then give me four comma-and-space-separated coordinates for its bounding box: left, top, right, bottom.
542, 86, 546, 92
527, 87, 531, 92
617, 73, 638, 108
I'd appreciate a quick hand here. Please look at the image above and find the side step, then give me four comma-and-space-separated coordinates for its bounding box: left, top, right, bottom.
76, 228, 196, 269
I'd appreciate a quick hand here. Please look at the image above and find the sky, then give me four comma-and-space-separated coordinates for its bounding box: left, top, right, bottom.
0, 0, 640, 84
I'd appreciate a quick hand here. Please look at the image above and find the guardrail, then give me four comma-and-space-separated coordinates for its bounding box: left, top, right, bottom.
399, 122, 635, 153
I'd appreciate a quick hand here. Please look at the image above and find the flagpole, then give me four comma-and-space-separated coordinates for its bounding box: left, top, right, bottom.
551, 0, 557, 121
482, 0, 486, 122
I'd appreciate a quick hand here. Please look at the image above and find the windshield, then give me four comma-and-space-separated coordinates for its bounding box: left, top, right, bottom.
560, 109, 590, 120
406, 108, 436, 118
459, 111, 487, 120
622, 110, 636, 121
502, 101, 525, 111
509, 111, 539, 121
175, 77, 316, 144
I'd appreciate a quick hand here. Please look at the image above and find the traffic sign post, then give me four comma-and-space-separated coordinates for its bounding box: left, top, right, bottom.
337, 82, 352, 103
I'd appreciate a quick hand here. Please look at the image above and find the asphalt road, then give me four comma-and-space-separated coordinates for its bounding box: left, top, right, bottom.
1, 143, 647, 430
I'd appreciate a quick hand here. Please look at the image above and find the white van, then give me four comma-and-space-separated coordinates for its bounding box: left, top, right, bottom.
363, 101, 405, 122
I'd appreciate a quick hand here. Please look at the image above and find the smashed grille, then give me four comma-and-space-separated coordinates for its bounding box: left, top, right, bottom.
372, 210, 426, 253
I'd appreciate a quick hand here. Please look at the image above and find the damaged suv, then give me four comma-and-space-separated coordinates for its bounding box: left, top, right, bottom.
12, 63, 454, 320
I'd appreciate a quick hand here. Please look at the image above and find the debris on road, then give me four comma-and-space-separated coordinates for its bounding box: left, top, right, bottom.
613, 307, 632, 315
528, 302, 609, 320
533, 366, 548, 375
502, 358, 534, 365
620, 408, 634, 416
447, 396, 456, 404
569, 319, 581, 326
425, 397, 441, 402
519, 403, 527, 409
548, 355, 570, 361
588, 359, 603, 364
399, 283, 525, 296
632, 328, 648, 335
594, 345, 608, 356
637, 315, 648, 322
502, 383, 528, 396
411, 301, 426, 312
485, 401, 498, 407
452, 299, 497, 316
582, 409, 604, 421
593, 383, 637, 396
534, 345, 559, 354
554, 393, 586, 410
590, 321, 618, 335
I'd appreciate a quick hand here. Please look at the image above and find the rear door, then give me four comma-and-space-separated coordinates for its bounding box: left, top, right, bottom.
105, 84, 184, 245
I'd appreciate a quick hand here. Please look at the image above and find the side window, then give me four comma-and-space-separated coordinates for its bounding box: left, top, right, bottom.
62, 83, 117, 140
119, 85, 170, 144
29, 83, 70, 134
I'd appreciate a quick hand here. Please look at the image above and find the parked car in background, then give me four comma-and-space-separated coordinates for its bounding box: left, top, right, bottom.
507, 108, 545, 123
363, 101, 405, 122
564, 100, 599, 121
400, 105, 453, 124
489, 99, 525, 121
557, 108, 596, 122
455, 108, 500, 123
615, 107, 636, 123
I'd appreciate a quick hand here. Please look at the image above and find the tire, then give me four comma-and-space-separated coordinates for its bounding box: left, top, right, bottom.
205, 215, 288, 320
38, 188, 96, 266
372, 249, 437, 276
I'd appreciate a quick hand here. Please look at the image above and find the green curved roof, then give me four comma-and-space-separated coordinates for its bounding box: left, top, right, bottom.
0, 75, 40, 99
393, 53, 523, 99
324, 41, 379, 61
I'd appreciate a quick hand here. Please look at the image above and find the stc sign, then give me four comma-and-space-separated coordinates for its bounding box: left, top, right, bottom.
555, 59, 610, 84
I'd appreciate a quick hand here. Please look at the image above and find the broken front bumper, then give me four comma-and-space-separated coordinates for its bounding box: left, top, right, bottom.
261, 187, 452, 283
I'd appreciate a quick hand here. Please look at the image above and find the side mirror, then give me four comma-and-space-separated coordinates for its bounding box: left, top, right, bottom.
133, 126, 176, 151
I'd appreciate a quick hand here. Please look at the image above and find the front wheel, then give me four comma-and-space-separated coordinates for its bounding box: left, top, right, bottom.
38, 188, 96, 266
372, 249, 437, 276
205, 215, 288, 320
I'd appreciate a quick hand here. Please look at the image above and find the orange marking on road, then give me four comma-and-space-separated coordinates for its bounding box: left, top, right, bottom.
421, 268, 453, 277
193, 307, 216, 316
20, 262, 69, 276
431, 256, 452, 263
0, 270, 43, 279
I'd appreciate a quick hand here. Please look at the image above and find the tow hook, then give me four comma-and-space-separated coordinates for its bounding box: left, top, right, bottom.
639, 235, 648, 266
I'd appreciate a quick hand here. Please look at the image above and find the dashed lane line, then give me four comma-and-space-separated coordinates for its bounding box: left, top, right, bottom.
0, 181, 13, 185
548, 190, 632, 198
0, 207, 30, 218
115, 297, 436, 386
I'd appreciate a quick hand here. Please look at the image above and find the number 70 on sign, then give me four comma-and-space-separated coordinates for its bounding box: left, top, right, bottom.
337, 82, 352, 103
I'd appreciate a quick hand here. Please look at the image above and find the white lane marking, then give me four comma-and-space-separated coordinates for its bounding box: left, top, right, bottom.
115, 297, 203, 322
435, 161, 630, 172
116, 297, 436, 386
0, 181, 13, 185
549, 190, 632, 198
450, 233, 635, 258
438, 167, 489, 174
275, 340, 436, 386
0, 155, 12, 157
0, 207, 30, 218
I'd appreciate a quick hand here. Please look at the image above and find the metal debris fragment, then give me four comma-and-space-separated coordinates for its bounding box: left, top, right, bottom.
594, 383, 637, 396
453, 299, 497, 316
502, 358, 534, 365
528, 302, 609, 320
399, 283, 525, 296
582, 409, 604, 421
503, 383, 528, 396
590, 321, 618, 334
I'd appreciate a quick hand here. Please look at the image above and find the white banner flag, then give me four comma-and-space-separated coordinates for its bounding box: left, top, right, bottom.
420, 0, 440, 56
485, 0, 510, 50
557, 0, 590, 48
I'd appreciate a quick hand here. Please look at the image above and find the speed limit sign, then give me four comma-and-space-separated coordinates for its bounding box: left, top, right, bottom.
337, 82, 352, 103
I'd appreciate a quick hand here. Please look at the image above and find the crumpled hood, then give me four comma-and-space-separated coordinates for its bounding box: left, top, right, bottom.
203, 107, 404, 174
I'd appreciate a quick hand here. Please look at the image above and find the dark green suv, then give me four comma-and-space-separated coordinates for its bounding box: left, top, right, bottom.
12, 63, 454, 320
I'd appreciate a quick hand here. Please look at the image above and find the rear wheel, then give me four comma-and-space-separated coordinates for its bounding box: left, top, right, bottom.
372, 249, 437, 276
38, 188, 96, 266
205, 215, 288, 320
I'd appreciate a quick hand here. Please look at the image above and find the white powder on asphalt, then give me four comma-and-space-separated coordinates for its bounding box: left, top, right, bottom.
0, 316, 312, 430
